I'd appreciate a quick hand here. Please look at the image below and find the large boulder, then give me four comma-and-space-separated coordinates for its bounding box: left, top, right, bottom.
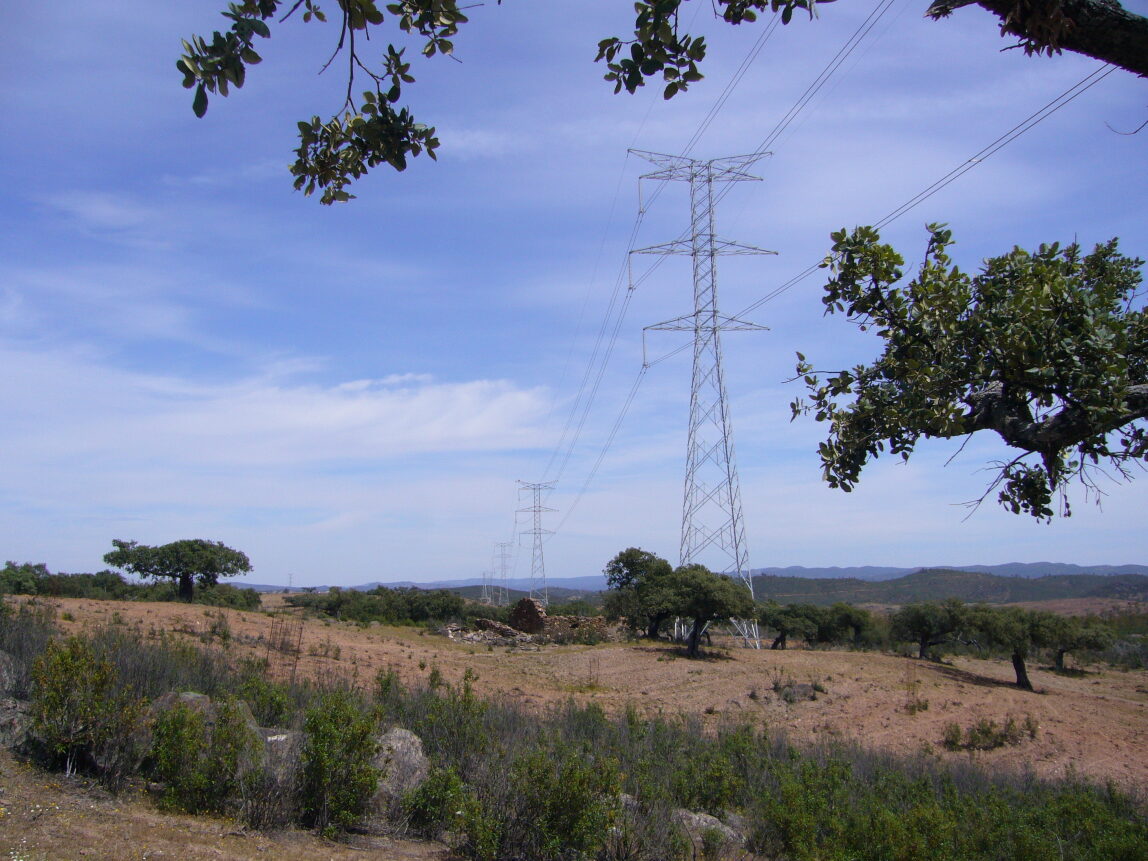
673, 808, 743, 853
244, 728, 303, 830
0, 697, 30, 750
372, 727, 429, 804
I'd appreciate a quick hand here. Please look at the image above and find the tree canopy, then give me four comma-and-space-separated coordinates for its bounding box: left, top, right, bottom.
601, 547, 679, 639
601, 549, 755, 653
103, 539, 252, 602
792, 226, 1147, 519
180, 1, 1148, 203
666, 563, 756, 657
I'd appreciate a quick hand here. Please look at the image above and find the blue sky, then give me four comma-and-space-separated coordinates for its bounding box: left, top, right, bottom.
2, 1, 1146, 587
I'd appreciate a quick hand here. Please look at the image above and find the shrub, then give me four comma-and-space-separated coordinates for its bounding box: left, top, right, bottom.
0, 599, 56, 698
237, 661, 290, 726
151, 701, 211, 810
150, 696, 263, 814
460, 742, 621, 860
942, 716, 1038, 752
30, 636, 144, 778
300, 690, 380, 832
403, 765, 466, 837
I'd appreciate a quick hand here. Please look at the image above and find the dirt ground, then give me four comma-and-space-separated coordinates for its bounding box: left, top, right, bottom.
3, 594, 1147, 859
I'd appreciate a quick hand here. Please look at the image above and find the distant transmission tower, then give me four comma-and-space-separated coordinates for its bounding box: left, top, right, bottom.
494, 541, 513, 607
517, 481, 555, 606
633, 151, 772, 639
480, 569, 493, 605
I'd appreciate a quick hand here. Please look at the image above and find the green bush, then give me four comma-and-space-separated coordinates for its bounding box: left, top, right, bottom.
150, 696, 263, 813
300, 690, 380, 832
237, 662, 290, 726
30, 636, 144, 779
942, 716, 1038, 752
460, 742, 620, 860
151, 701, 211, 810
403, 765, 466, 837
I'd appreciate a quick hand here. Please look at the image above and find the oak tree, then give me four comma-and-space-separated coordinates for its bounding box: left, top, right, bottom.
891, 598, 972, 659
601, 547, 678, 639
667, 563, 756, 657
966, 604, 1062, 690
793, 226, 1147, 519
103, 539, 253, 602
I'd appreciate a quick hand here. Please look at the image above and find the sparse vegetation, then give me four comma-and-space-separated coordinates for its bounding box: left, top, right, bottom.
4, 594, 1148, 859
286, 584, 494, 628
942, 715, 1039, 752
0, 560, 260, 609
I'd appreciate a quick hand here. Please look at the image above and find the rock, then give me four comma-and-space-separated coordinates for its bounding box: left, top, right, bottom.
149, 691, 213, 720
368, 727, 429, 823
673, 808, 743, 848
474, 618, 525, 639
0, 697, 30, 750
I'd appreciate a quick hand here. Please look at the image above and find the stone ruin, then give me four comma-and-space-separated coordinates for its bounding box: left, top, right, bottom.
437, 596, 612, 646
507, 597, 547, 634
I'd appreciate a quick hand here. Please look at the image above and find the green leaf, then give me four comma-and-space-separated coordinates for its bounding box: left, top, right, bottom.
192, 84, 208, 118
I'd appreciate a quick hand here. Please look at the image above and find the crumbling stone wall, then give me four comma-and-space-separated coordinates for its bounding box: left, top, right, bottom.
508, 597, 547, 634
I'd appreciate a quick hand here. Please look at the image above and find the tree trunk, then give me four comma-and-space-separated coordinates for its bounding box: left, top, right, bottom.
686, 619, 702, 657
918, 638, 930, 660
1012, 651, 1034, 691
1055, 648, 1067, 672
771, 632, 787, 650
178, 573, 194, 602
646, 613, 668, 640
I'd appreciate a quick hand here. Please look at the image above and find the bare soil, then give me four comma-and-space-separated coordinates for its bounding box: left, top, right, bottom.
3, 594, 1147, 859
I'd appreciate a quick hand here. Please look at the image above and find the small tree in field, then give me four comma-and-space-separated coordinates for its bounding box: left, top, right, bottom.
103, 538, 252, 602
758, 601, 819, 651
967, 605, 1061, 691
891, 598, 970, 660
602, 547, 677, 639
669, 564, 755, 658
1046, 615, 1115, 672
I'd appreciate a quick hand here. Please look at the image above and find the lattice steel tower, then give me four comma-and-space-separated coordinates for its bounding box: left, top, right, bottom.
494, 541, 513, 607
517, 480, 555, 606
632, 151, 773, 600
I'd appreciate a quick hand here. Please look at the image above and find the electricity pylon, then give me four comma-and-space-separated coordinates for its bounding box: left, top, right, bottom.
494, 541, 513, 606
632, 150, 772, 641
517, 481, 555, 606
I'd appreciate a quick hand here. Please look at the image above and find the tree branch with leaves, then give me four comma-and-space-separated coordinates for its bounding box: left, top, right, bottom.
178, 1, 469, 203
792, 225, 1147, 519
181, 1, 1148, 204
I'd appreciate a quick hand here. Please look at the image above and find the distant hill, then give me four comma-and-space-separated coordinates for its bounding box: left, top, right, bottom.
447, 585, 603, 606
228, 562, 1143, 596
750, 568, 1148, 606
357, 575, 609, 593
751, 563, 1148, 581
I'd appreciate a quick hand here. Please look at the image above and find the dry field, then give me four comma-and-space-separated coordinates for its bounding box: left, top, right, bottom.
2, 594, 1146, 859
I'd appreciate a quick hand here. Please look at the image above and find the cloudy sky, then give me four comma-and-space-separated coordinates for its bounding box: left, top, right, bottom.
2, 1, 1146, 587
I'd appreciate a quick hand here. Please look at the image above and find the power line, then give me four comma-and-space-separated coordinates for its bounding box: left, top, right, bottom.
732, 63, 1118, 318
536, 2, 896, 538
